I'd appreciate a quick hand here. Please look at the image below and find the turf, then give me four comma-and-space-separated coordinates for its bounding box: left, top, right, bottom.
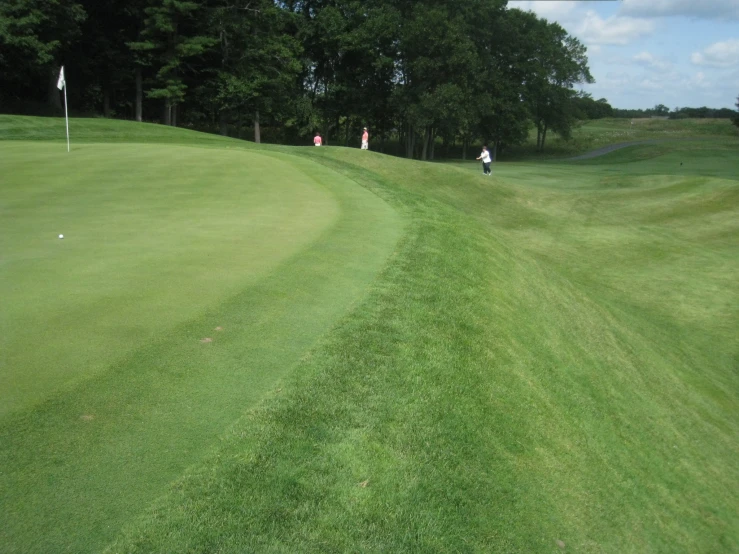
1, 115, 737, 553
0, 126, 402, 552
511, 117, 739, 159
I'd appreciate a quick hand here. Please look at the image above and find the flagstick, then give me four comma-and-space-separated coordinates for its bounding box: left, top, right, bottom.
63, 83, 70, 153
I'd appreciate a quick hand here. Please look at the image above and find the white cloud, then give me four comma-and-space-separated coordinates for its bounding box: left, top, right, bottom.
584, 66, 738, 109
691, 39, 739, 67
577, 11, 656, 46
589, 69, 724, 100
632, 51, 673, 73
687, 72, 712, 89
620, 0, 739, 20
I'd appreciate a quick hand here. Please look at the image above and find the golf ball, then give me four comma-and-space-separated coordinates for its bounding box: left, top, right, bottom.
59, 234, 64, 239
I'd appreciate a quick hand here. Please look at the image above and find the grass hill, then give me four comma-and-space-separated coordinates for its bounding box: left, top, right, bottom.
1, 115, 737, 553
512, 117, 739, 159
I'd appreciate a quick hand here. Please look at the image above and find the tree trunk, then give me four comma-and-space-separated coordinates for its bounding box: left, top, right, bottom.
536, 125, 541, 151
463, 138, 468, 160
172, 103, 178, 127
48, 66, 63, 112
163, 99, 171, 126
135, 68, 143, 122
345, 118, 350, 147
254, 109, 261, 143
421, 126, 430, 161
429, 128, 436, 160
406, 123, 415, 159
219, 112, 228, 136
541, 124, 548, 151
103, 88, 111, 118
492, 142, 498, 162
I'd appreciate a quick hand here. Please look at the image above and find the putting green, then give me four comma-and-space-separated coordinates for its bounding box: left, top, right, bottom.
2, 142, 342, 415
0, 141, 403, 552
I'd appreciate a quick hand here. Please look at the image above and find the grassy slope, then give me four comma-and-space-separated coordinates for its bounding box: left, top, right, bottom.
1, 116, 737, 553
0, 114, 237, 146
0, 118, 402, 552
103, 134, 739, 551
511, 117, 739, 159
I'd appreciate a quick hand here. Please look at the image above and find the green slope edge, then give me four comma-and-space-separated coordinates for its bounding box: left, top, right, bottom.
0, 140, 403, 552
104, 146, 738, 553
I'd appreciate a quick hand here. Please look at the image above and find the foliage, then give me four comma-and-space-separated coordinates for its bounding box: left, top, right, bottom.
1, 0, 595, 153
0, 0, 86, 111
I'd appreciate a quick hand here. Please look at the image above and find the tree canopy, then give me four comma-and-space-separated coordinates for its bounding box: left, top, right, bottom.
0, 0, 598, 155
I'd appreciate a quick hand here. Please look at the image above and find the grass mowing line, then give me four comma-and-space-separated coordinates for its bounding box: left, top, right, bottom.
106, 145, 738, 552
0, 145, 403, 553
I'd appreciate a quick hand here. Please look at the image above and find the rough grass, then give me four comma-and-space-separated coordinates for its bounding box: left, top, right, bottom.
1, 115, 737, 553
510, 118, 739, 159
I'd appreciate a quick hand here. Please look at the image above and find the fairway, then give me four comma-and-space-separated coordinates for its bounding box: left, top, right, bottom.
1, 116, 738, 553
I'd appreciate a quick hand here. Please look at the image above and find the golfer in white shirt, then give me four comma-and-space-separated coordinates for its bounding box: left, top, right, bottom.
476, 146, 492, 175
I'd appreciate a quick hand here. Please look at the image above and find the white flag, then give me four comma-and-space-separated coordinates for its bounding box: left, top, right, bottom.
57, 66, 65, 90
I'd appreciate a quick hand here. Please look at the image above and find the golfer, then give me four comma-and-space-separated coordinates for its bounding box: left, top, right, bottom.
361, 127, 369, 150
314, 133, 322, 146
476, 145, 492, 175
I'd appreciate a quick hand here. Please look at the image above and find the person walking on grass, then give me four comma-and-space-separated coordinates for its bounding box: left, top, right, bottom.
361, 127, 369, 150
314, 133, 322, 146
476, 145, 492, 175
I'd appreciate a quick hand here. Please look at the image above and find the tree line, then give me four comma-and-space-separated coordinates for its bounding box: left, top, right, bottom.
612, 104, 737, 120
2, 0, 599, 157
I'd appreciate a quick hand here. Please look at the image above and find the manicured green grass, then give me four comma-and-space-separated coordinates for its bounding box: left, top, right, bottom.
1, 115, 737, 553
0, 114, 238, 146
0, 120, 402, 552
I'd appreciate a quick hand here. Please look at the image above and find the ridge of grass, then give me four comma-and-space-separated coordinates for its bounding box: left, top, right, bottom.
505, 118, 738, 160
0, 114, 245, 147
1, 116, 737, 552
3, 114, 736, 160
106, 144, 737, 552
0, 137, 402, 552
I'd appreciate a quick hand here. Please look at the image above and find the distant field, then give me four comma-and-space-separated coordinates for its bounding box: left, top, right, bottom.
511, 117, 739, 159
1, 115, 737, 553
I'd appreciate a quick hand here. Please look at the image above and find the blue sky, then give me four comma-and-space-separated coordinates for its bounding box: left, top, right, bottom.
508, 0, 739, 110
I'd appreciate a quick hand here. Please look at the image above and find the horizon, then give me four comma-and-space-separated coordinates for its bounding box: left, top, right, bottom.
509, 0, 739, 111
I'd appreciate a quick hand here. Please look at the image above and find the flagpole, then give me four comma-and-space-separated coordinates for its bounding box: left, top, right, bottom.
57, 65, 70, 152
63, 82, 70, 153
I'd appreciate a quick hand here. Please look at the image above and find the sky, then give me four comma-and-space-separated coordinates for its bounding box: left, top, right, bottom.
508, 0, 739, 110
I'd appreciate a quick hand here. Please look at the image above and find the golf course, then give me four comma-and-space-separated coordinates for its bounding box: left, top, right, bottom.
1, 115, 737, 553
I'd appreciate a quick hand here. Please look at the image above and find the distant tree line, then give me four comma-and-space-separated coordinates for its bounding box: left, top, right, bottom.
613, 103, 737, 120
0, 0, 601, 156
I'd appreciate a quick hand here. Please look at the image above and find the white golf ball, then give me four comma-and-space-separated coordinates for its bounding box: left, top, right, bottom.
59, 234, 64, 239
